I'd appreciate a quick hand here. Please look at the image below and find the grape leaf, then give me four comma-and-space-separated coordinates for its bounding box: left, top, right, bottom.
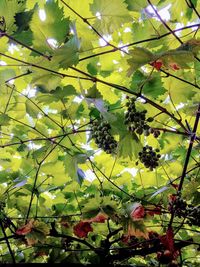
90, 0, 132, 34
0, 0, 25, 34
52, 36, 80, 69
118, 132, 142, 160
0, 114, 10, 126
130, 70, 166, 98
127, 47, 155, 76
125, 0, 147, 11
30, 0, 70, 53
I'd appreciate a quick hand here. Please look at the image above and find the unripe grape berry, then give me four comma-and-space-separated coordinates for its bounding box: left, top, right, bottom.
138, 145, 160, 170
147, 117, 154, 122
90, 119, 117, 154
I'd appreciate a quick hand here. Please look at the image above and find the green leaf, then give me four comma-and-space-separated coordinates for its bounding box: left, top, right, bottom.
33, 220, 50, 235
52, 85, 77, 99
30, 0, 70, 53
13, 6, 36, 46
0, 113, 10, 126
87, 62, 98, 76
85, 84, 102, 99
127, 47, 155, 76
118, 132, 142, 160
82, 197, 101, 219
90, 0, 132, 34
125, 0, 147, 11
0, 0, 25, 34
52, 36, 80, 69
186, 0, 198, 19
158, 50, 195, 69
130, 70, 166, 98
25, 100, 39, 118
30, 61, 62, 91
64, 154, 78, 182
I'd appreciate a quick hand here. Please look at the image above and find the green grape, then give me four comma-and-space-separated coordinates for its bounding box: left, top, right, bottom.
138, 145, 161, 170
124, 97, 153, 137
147, 117, 154, 122
90, 119, 117, 154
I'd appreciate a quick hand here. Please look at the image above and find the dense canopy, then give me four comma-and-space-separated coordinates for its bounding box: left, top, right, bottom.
0, 0, 200, 266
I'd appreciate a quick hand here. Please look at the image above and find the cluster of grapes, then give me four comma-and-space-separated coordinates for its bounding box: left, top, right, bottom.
169, 196, 187, 218
186, 205, 200, 227
169, 196, 200, 226
124, 97, 153, 136
90, 120, 117, 154
149, 128, 161, 138
0, 201, 5, 211
138, 146, 161, 171
157, 250, 176, 265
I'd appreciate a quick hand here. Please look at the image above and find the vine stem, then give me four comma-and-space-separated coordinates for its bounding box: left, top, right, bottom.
60, 0, 122, 53
168, 104, 200, 229
0, 52, 91, 81
79, 23, 200, 61
26, 135, 68, 222
147, 0, 200, 66
185, 0, 200, 20
0, 30, 51, 60
147, 0, 183, 44
178, 103, 200, 193
0, 220, 16, 263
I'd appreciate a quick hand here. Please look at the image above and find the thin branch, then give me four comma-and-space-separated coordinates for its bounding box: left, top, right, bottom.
49, 224, 96, 252
60, 0, 121, 53
168, 104, 200, 228
0, 220, 16, 263
0, 234, 16, 243
147, 0, 183, 44
5, 70, 32, 83
107, 238, 194, 263
0, 129, 90, 148
1, 30, 51, 60
168, 91, 182, 121
161, 69, 200, 90
178, 103, 200, 193
79, 23, 200, 61
3, 84, 14, 114
0, 52, 92, 81
151, 127, 189, 137
26, 135, 68, 221
88, 158, 133, 199
6, 84, 62, 129
186, 0, 200, 20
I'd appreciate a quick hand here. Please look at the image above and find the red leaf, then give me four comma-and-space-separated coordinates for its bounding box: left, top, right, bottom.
87, 212, 108, 223
160, 227, 174, 252
73, 221, 93, 238
121, 234, 130, 244
130, 204, 145, 221
168, 194, 177, 203
150, 60, 163, 70
171, 183, 179, 189
146, 206, 161, 216
16, 219, 34, 236
169, 62, 180, 71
